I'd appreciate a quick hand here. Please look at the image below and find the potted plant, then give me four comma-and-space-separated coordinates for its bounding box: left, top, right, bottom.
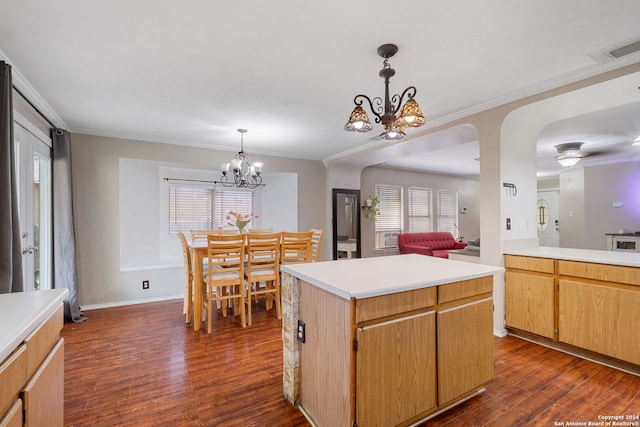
365, 195, 380, 222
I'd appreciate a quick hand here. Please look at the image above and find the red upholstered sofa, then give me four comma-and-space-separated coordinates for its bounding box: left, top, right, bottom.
398, 232, 467, 258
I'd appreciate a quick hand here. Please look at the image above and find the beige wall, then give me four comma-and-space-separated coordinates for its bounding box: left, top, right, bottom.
71, 133, 326, 307
360, 166, 480, 258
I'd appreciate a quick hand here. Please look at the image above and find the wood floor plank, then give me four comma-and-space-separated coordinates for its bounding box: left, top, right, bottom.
63, 300, 640, 426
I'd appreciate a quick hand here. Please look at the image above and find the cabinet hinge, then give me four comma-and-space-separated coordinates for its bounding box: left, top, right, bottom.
353, 338, 358, 352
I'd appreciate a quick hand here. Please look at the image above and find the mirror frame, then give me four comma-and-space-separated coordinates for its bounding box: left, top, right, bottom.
332, 188, 361, 260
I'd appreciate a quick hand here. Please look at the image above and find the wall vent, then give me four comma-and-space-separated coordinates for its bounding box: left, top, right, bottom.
589, 37, 640, 64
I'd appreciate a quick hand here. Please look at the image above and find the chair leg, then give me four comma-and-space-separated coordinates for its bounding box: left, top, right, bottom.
207, 297, 213, 334
275, 281, 282, 320
239, 290, 246, 328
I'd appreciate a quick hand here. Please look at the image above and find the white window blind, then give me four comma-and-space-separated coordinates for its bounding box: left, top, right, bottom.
374, 184, 403, 232
169, 186, 252, 234
436, 189, 458, 236
408, 187, 433, 232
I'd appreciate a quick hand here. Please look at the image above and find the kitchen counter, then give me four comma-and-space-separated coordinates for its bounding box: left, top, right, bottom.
280, 253, 503, 300
0, 288, 69, 362
281, 254, 503, 426
503, 246, 640, 268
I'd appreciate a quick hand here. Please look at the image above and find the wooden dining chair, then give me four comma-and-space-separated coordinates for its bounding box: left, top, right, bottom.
177, 232, 195, 323
244, 232, 281, 326
248, 228, 273, 234
280, 231, 313, 265
309, 228, 324, 262
204, 233, 247, 332
191, 229, 236, 242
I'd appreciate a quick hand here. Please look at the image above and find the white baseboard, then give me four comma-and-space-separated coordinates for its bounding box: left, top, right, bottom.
494, 328, 508, 338
80, 294, 183, 311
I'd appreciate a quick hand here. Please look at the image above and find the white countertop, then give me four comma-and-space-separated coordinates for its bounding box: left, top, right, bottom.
0, 288, 69, 362
280, 254, 503, 300
504, 246, 640, 268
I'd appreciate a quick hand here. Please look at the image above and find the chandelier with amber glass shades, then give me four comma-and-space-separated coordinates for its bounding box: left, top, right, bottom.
344, 43, 426, 140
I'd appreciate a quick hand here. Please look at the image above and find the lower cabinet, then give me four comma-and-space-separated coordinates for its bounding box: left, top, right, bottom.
22, 339, 64, 427
356, 311, 436, 427
437, 297, 494, 406
0, 400, 22, 427
559, 279, 640, 365
504, 255, 640, 369
294, 275, 494, 427
0, 304, 64, 427
504, 270, 555, 339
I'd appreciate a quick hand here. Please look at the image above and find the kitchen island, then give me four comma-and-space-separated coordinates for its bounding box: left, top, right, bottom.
280, 254, 502, 427
503, 246, 640, 372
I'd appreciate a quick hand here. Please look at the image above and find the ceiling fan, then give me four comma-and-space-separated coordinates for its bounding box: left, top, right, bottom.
554, 142, 589, 167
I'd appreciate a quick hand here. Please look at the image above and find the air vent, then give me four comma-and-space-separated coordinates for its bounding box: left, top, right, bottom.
589, 37, 640, 64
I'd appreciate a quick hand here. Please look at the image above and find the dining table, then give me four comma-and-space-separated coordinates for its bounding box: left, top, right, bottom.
188, 232, 313, 331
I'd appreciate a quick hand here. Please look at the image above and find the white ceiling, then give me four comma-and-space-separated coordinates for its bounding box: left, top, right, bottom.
1, 1, 640, 176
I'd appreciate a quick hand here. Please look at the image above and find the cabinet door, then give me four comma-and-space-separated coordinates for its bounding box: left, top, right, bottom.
438, 298, 493, 406
559, 280, 640, 365
22, 338, 64, 427
0, 400, 22, 427
505, 270, 555, 339
356, 311, 436, 427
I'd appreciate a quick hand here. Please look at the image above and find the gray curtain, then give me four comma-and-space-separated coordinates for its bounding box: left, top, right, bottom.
0, 61, 23, 294
52, 129, 85, 322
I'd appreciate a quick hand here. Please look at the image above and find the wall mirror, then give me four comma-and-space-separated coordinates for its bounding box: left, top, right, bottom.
332, 188, 361, 260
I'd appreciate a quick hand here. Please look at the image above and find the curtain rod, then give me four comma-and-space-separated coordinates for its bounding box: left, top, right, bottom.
163, 177, 265, 187
12, 84, 60, 132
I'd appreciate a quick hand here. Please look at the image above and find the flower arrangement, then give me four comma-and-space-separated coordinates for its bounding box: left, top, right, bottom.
226, 210, 259, 233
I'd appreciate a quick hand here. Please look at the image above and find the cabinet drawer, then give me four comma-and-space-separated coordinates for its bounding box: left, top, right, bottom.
355, 287, 437, 323
0, 345, 27, 416
24, 305, 63, 378
558, 260, 640, 287
438, 275, 492, 304
504, 255, 555, 274
0, 399, 22, 427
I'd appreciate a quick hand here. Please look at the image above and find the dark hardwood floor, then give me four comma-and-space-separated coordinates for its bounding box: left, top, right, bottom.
62, 299, 640, 427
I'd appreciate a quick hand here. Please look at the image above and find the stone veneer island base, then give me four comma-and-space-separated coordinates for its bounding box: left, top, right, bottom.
281, 254, 503, 427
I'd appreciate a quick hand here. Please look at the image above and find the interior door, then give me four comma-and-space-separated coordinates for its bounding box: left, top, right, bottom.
537, 190, 559, 247
14, 123, 52, 291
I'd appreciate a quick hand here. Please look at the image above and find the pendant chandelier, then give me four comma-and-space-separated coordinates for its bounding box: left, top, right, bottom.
219, 129, 264, 189
344, 43, 426, 140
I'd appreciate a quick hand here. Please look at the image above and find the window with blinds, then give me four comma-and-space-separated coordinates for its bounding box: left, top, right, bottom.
436, 189, 458, 237
408, 187, 433, 232
374, 184, 403, 249
168, 186, 252, 234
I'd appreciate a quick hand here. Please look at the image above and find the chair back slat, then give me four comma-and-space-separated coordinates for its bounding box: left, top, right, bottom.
191, 229, 237, 242
280, 231, 313, 265
207, 234, 246, 281
309, 228, 324, 262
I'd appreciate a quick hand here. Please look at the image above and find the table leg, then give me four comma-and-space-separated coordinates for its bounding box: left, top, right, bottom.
193, 248, 203, 331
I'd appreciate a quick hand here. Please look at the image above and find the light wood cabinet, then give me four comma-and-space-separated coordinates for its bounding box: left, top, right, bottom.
559, 279, 640, 365
0, 297, 65, 427
504, 254, 640, 369
504, 254, 556, 339
437, 297, 494, 406
294, 274, 493, 427
356, 312, 436, 427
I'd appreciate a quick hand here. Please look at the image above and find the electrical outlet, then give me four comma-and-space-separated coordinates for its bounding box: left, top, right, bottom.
297, 320, 305, 343
506, 218, 511, 230
142, 280, 149, 290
